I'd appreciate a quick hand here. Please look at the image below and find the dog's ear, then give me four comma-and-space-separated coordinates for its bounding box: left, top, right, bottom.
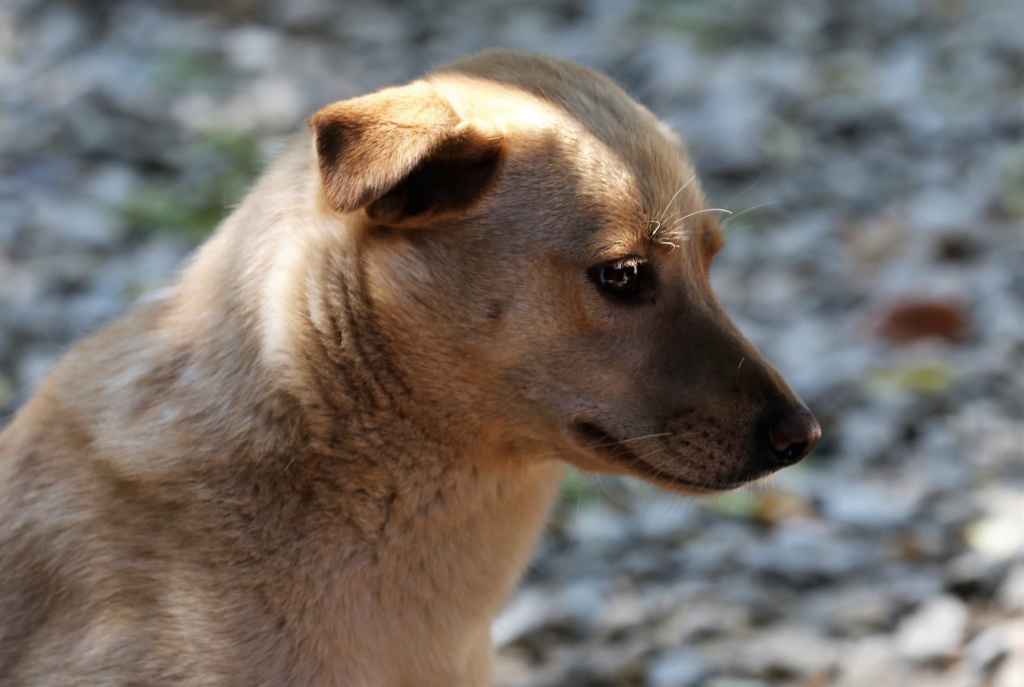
309, 82, 503, 226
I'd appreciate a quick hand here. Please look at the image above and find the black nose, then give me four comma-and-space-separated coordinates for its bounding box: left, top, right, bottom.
766, 410, 821, 467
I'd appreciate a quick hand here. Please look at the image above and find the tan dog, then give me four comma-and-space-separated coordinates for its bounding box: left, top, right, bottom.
0, 50, 819, 686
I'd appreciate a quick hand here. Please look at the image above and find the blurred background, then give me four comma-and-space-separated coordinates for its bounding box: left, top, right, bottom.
1, 0, 1022, 685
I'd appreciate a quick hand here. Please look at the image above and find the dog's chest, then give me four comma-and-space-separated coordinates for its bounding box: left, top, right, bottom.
286, 461, 563, 686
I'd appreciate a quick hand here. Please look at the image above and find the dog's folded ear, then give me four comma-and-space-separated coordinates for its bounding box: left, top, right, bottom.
309, 82, 503, 226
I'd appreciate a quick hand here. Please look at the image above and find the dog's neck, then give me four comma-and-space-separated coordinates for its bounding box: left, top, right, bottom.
286, 441, 562, 685
111, 177, 565, 683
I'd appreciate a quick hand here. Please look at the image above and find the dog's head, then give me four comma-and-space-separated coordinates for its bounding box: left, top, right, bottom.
303, 49, 819, 493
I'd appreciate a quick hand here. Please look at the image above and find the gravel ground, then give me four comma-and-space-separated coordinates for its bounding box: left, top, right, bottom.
2, 1, 1023, 685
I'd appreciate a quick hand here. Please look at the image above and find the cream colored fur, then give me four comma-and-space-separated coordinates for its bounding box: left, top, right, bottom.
0, 50, 817, 686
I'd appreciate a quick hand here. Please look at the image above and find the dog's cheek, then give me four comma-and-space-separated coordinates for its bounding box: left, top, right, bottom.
359, 234, 436, 313
358, 235, 515, 396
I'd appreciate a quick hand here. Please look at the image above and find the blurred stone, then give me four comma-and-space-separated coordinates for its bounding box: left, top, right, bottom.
492, 589, 558, 648
995, 143, 1024, 218
739, 625, 840, 677
843, 215, 907, 277
492, 577, 611, 650
570, 502, 630, 543
171, 91, 219, 131
558, 578, 608, 633
33, 197, 122, 249
992, 647, 1024, 687
596, 588, 650, 633
834, 635, 908, 687
214, 77, 304, 133
818, 479, 923, 528
0, 5, 18, 61
576, 639, 649, 684
813, 585, 897, 635
272, 0, 336, 29
739, 520, 869, 584
83, 163, 138, 206
331, 3, 405, 47
944, 552, 1005, 600
223, 26, 282, 73
952, 401, 1024, 473
65, 291, 122, 335
492, 647, 535, 687
16, 350, 59, 392
647, 650, 708, 687
907, 183, 995, 233
656, 600, 751, 645
895, 595, 970, 662
964, 516, 1024, 563
634, 495, 702, 538
965, 619, 1024, 677
0, 199, 28, 246
26, 4, 92, 70
0, 372, 12, 409
997, 564, 1024, 612
833, 406, 901, 464
703, 679, 769, 687
684, 87, 770, 174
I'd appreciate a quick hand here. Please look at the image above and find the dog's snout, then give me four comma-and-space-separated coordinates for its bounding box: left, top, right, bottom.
766, 410, 821, 467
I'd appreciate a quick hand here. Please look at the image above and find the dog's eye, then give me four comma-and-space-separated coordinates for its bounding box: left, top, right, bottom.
589, 259, 651, 301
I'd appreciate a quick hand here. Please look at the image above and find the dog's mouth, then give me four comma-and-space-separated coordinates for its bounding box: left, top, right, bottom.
569, 421, 757, 494
571, 421, 642, 467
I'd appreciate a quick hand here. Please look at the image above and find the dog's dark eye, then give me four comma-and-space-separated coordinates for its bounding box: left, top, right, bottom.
589, 259, 651, 301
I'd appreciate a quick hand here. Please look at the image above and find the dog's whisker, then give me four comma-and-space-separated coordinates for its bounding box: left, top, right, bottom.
593, 474, 636, 513
719, 179, 762, 210
721, 200, 784, 229
661, 207, 734, 232
643, 218, 682, 251
660, 206, 733, 225
523, 428, 671, 463
735, 356, 746, 389
594, 431, 672, 448
654, 207, 733, 246
655, 175, 697, 221
563, 474, 586, 549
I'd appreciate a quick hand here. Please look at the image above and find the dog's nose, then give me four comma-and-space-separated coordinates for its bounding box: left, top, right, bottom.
767, 410, 821, 467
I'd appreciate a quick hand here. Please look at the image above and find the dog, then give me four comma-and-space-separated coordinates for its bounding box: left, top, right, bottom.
0, 49, 820, 686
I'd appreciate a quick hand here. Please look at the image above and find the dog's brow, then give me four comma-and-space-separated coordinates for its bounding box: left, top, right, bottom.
588, 240, 635, 262
644, 205, 731, 253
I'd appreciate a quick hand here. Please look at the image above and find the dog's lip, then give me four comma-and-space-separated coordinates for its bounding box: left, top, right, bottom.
571, 421, 642, 468
569, 421, 753, 493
